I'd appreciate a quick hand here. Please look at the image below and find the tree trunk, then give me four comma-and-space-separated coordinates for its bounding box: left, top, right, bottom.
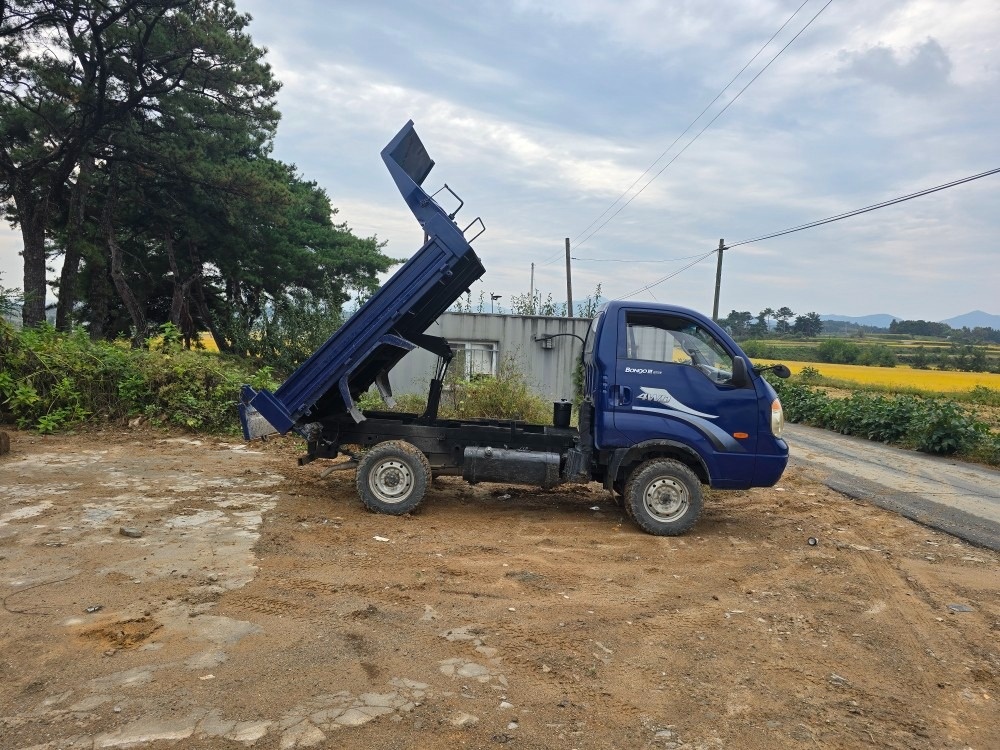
187, 241, 230, 354
165, 234, 197, 347
56, 157, 95, 331
101, 196, 146, 348
85, 246, 112, 340
13, 180, 50, 328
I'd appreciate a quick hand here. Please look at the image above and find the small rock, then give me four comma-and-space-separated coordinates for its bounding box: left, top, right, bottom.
85, 605, 103, 614
120, 527, 143, 539
947, 603, 973, 613
451, 712, 479, 728
499, 701, 514, 710
373, 536, 390, 542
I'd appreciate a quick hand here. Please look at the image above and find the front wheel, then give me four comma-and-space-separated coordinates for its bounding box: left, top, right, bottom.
623, 459, 703, 536
355, 441, 432, 515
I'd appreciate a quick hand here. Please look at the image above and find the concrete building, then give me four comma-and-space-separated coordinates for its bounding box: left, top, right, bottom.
386, 312, 593, 402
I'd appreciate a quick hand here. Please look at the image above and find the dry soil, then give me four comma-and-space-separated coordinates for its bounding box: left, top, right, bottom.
0, 428, 997, 750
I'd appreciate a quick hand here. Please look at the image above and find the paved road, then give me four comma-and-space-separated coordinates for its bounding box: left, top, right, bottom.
785, 423, 1000, 551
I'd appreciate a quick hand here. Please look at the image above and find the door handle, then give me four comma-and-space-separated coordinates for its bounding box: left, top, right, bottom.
612, 385, 632, 406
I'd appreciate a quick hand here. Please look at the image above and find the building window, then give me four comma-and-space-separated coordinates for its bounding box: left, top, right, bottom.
450, 341, 498, 379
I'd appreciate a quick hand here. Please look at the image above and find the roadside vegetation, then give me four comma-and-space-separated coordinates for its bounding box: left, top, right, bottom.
0, 320, 277, 433
358, 352, 553, 425
768, 369, 1000, 467
0, 318, 552, 433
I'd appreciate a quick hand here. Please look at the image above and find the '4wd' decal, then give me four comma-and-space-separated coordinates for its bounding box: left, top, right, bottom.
635, 387, 718, 419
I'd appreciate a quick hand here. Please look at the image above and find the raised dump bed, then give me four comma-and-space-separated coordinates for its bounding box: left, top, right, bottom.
239, 121, 486, 439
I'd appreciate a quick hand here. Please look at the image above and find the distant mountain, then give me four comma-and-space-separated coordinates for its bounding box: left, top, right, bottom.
940, 310, 1000, 330
819, 310, 1000, 331
820, 313, 899, 329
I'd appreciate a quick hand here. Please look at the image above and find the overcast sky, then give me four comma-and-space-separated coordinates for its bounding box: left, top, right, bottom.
3, 0, 998, 321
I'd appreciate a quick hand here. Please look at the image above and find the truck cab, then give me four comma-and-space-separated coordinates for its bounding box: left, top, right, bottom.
583, 301, 787, 524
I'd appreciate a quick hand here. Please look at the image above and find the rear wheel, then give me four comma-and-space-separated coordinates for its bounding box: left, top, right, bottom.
623, 459, 703, 536
356, 441, 431, 515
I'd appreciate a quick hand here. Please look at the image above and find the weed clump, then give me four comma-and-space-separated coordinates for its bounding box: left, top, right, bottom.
0, 322, 275, 433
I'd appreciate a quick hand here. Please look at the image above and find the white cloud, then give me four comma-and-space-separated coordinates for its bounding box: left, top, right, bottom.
4, 0, 998, 324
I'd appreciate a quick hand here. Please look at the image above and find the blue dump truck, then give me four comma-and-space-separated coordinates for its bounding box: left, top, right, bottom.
240, 121, 791, 536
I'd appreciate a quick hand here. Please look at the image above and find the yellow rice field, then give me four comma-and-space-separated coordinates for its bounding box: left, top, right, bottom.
754, 360, 1000, 393
198, 332, 219, 352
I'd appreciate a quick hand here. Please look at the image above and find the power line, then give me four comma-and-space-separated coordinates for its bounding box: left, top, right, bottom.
567, 0, 814, 253
728, 166, 1000, 248
570, 252, 708, 263
618, 164, 1000, 300
538, 0, 821, 269
619, 249, 719, 300
571, 0, 834, 254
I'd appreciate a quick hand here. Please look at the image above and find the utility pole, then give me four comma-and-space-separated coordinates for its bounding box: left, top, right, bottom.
529, 262, 535, 312
712, 238, 725, 321
565, 237, 574, 318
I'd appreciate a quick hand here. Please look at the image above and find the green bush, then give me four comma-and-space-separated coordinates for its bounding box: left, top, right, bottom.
907, 400, 984, 455
0, 322, 276, 433
967, 386, 1000, 406
359, 353, 552, 424
816, 338, 861, 364
798, 366, 822, 382
856, 343, 897, 367
220, 284, 345, 374
771, 378, 995, 462
741, 340, 780, 359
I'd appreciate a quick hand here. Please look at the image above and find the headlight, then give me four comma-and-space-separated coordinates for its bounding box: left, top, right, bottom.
770, 398, 784, 438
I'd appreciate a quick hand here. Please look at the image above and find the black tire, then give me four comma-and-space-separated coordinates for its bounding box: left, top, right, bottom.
355, 441, 431, 515
623, 459, 703, 536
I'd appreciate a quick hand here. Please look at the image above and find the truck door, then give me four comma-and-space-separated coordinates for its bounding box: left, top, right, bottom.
612, 309, 759, 485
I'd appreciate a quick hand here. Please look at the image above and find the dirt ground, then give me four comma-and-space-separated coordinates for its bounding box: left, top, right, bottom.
1, 427, 997, 750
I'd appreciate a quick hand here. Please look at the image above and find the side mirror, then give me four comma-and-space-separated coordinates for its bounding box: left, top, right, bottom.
772, 364, 791, 379
731, 357, 749, 388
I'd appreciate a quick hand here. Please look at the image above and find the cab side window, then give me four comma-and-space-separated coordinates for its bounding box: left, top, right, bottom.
625, 313, 736, 385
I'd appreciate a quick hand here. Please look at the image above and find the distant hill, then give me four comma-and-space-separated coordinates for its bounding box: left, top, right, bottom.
940, 310, 1000, 330
821, 311, 999, 331
820, 313, 899, 329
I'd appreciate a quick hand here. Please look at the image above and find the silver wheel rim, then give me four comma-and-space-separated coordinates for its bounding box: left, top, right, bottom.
643, 476, 689, 522
368, 459, 414, 504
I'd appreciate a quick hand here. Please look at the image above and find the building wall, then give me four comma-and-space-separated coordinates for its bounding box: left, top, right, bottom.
387, 312, 593, 403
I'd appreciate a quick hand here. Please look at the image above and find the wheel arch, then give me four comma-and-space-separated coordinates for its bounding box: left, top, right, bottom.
607, 440, 710, 490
